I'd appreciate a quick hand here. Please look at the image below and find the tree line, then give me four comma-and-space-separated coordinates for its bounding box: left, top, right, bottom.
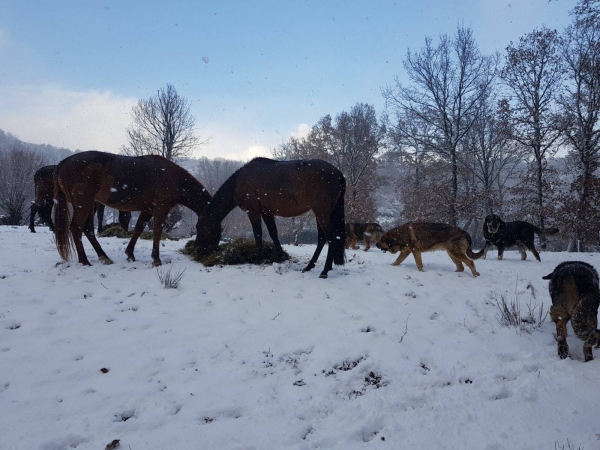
1, 0, 599, 251
275, 0, 600, 250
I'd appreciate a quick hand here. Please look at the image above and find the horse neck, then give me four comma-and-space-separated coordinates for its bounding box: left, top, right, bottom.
206, 172, 238, 222
178, 175, 213, 216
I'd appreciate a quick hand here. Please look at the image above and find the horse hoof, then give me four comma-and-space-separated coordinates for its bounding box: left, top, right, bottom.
99, 257, 113, 265
318, 273, 328, 279
152, 261, 163, 267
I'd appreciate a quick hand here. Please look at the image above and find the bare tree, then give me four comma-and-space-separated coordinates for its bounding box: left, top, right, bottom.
329, 103, 385, 221
463, 97, 526, 214
275, 103, 384, 222
383, 26, 497, 225
121, 84, 204, 161
196, 157, 244, 195
0, 146, 46, 225
557, 4, 600, 248
501, 27, 564, 230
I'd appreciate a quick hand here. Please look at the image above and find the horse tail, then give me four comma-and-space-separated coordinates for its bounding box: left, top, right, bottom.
330, 178, 346, 266
54, 179, 74, 261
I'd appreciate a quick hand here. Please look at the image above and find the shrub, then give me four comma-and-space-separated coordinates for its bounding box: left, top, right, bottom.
493, 289, 547, 334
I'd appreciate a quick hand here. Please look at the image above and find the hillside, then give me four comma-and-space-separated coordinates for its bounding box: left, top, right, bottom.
0, 226, 598, 449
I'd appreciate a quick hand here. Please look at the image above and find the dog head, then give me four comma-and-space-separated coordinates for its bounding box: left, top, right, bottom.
375, 233, 402, 254
484, 214, 503, 234
364, 223, 384, 243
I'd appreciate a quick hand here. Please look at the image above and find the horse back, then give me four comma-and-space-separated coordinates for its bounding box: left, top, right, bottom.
234, 158, 344, 215
56, 151, 181, 209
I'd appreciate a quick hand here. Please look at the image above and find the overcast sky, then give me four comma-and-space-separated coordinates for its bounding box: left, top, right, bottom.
0, 0, 574, 160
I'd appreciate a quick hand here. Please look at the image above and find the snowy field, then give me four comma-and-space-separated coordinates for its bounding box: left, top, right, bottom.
1, 225, 599, 450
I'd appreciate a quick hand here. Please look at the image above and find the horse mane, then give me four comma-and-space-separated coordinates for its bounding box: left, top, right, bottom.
207, 166, 243, 221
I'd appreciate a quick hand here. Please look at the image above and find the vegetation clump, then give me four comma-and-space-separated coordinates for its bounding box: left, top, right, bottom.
182, 238, 291, 267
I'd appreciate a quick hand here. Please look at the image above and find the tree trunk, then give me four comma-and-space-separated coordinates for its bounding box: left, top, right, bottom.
450, 149, 458, 226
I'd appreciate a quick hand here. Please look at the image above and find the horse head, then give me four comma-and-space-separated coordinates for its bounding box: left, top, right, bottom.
195, 215, 222, 255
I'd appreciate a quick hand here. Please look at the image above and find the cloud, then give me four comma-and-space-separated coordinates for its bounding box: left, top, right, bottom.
0, 85, 137, 152
292, 123, 311, 139
0, 84, 311, 162
196, 122, 313, 161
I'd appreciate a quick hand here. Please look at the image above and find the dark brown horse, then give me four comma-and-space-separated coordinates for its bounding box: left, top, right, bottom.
29, 165, 131, 233
195, 157, 346, 278
54, 151, 211, 266
29, 165, 56, 232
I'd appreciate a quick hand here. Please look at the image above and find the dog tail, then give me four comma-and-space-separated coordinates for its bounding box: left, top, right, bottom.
534, 226, 559, 237
572, 298, 600, 349
465, 233, 485, 260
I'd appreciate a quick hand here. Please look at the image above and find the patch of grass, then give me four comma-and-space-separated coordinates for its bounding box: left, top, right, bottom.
98, 223, 176, 241
98, 224, 130, 239
492, 287, 547, 334
555, 440, 584, 450
182, 238, 291, 267
156, 265, 186, 289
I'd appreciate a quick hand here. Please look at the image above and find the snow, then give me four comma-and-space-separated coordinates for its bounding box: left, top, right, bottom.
1, 225, 599, 450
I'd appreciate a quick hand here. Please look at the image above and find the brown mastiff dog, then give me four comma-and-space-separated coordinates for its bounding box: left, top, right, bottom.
345, 222, 384, 251
376, 222, 484, 277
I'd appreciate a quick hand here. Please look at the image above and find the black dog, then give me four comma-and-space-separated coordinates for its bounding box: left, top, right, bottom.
483, 214, 559, 261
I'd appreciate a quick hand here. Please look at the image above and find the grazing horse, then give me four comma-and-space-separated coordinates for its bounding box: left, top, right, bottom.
29, 165, 56, 233
54, 151, 211, 266
29, 165, 131, 233
195, 157, 346, 278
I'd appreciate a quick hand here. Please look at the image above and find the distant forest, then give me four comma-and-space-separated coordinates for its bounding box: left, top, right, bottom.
1, 0, 599, 252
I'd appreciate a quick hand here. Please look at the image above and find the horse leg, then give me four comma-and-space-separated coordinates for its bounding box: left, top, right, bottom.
150, 206, 172, 267
120, 211, 132, 232
29, 204, 37, 232
82, 207, 113, 265
261, 212, 284, 262
312, 209, 338, 278
96, 203, 105, 233
70, 199, 94, 266
43, 203, 54, 231
125, 211, 152, 262
247, 210, 264, 261
302, 225, 326, 274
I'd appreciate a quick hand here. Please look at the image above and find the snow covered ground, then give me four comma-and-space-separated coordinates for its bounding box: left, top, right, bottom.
0, 225, 599, 450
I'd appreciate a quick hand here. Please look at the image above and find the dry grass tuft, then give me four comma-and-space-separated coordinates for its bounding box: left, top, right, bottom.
182, 238, 291, 267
